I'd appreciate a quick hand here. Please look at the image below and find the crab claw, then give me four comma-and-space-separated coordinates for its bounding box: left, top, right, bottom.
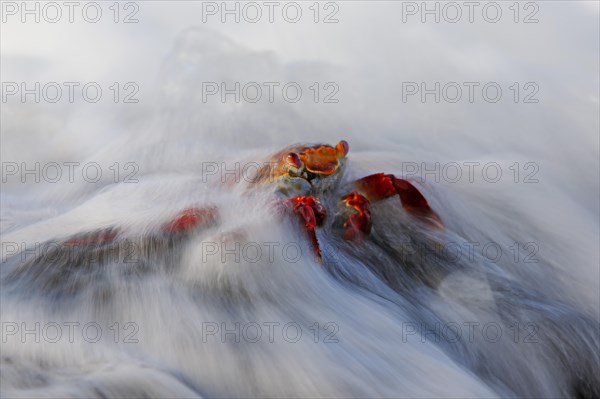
353, 173, 443, 229
287, 196, 326, 259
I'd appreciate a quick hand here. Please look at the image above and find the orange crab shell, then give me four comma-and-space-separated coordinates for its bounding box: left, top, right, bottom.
280, 140, 349, 176
252, 140, 349, 185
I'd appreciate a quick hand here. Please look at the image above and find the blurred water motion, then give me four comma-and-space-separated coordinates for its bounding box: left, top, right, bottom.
1, 2, 599, 398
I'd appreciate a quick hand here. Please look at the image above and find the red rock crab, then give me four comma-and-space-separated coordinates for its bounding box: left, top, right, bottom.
62, 140, 443, 260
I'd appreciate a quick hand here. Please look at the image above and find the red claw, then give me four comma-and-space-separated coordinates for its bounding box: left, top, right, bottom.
354, 173, 443, 228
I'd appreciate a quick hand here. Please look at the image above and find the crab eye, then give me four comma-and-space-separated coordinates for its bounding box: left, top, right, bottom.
286, 152, 302, 169
336, 140, 349, 157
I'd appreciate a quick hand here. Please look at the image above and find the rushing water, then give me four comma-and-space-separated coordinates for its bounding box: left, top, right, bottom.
1, 3, 599, 398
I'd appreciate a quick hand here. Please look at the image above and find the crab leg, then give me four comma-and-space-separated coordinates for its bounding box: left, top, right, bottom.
62, 228, 120, 247
162, 207, 218, 235
62, 207, 218, 247
339, 173, 443, 239
287, 196, 327, 259
339, 192, 372, 240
